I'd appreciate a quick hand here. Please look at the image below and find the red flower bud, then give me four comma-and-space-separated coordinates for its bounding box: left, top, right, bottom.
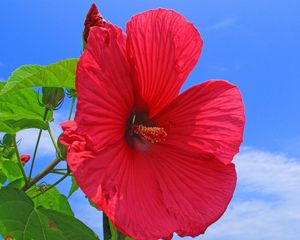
83, 3, 105, 43
20, 154, 30, 164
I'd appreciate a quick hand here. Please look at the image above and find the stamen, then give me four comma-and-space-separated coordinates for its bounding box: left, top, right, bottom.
132, 124, 167, 143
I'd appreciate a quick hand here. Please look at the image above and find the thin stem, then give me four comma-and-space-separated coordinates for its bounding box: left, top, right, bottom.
50, 170, 68, 175
47, 126, 60, 155
68, 96, 76, 120
13, 135, 28, 184
53, 168, 68, 171
23, 156, 61, 191
28, 108, 49, 180
31, 172, 70, 199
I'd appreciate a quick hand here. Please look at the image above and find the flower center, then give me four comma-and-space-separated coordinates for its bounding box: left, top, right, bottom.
125, 111, 167, 149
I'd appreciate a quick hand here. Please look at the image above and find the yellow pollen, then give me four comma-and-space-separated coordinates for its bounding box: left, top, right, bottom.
132, 124, 167, 143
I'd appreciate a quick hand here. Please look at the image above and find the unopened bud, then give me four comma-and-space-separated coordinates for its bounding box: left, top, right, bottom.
66, 88, 77, 98
2, 134, 14, 147
42, 87, 64, 110
83, 3, 105, 47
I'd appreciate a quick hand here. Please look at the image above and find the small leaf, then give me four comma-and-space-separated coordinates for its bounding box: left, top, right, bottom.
0, 59, 78, 96
0, 159, 24, 186
68, 176, 79, 198
0, 187, 99, 240
26, 185, 74, 216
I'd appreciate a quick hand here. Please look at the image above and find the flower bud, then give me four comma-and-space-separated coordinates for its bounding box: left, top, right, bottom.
42, 87, 64, 110
2, 134, 14, 147
20, 154, 30, 164
66, 88, 77, 98
83, 3, 105, 46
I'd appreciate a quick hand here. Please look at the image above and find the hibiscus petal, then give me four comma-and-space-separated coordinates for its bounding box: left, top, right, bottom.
155, 80, 245, 164
75, 24, 134, 149
126, 9, 203, 117
148, 146, 237, 237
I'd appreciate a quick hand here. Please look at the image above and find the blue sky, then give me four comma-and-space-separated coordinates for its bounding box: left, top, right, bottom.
0, 0, 300, 239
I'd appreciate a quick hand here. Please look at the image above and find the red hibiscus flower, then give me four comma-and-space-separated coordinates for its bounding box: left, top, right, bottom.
60, 6, 245, 240
20, 154, 30, 164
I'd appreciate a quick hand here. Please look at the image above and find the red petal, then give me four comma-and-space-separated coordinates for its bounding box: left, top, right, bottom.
148, 147, 236, 237
155, 80, 245, 164
126, 9, 203, 117
75, 24, 134, 149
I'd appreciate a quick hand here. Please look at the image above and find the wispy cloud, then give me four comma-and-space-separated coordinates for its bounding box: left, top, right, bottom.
207, 17, 237, 31
204, 148, 300, 240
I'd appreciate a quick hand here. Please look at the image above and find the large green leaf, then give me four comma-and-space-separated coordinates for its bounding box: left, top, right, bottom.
0, 187, 99, 240
26, 185, 74, 216
0, 82, 52, 133
0, 59, 78, 96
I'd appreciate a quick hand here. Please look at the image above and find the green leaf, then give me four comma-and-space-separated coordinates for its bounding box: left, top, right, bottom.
26, 185, 74, 216
0, 187, 99, 240
0, 59, 78, 96
68, 176, 79, 198
0, 82, 53, 133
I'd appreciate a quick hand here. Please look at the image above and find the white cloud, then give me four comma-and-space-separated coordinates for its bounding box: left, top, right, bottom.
203, 148, 300, 240
207, 17, 236, 31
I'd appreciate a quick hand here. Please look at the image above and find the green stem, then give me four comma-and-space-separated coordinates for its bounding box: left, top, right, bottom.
13, 135, 28, 184
28, 108, 49, 180
23, 156, 61, 191
68, 96, 76, 120
31, 172, 69, 199
53, 168, 68, 171
47, 126, 60, 155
